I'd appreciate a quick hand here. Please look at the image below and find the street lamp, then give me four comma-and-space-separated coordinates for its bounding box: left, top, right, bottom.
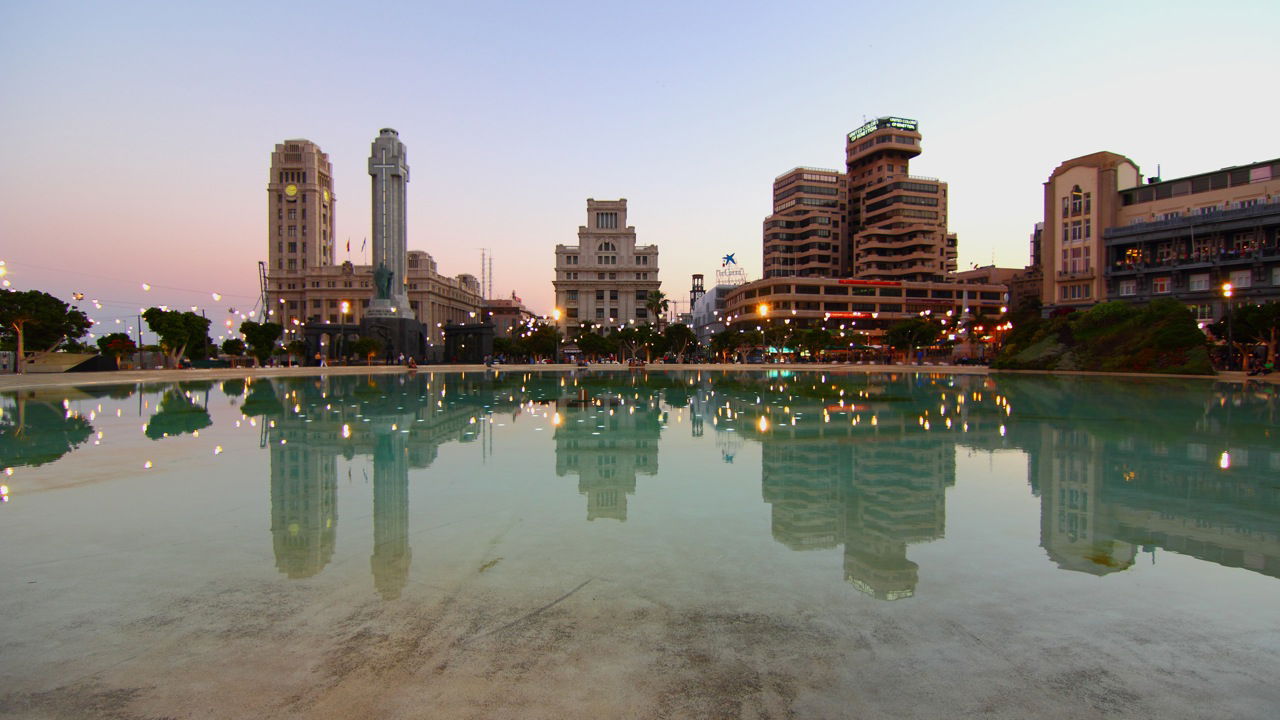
552, 308, 562, 363
1222, 282, 1234, 370
338, 300, 351, 364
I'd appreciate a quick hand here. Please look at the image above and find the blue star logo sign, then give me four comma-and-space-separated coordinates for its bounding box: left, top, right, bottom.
722, 253, 736, 267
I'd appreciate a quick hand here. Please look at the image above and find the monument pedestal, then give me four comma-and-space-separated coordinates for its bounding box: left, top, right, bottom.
359, 315, 426, 362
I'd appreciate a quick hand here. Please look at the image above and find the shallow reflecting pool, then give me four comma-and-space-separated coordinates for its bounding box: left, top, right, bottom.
2, 370, 1278, 718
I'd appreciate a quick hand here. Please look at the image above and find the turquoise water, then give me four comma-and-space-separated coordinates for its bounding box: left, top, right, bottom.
2, 370, 1278, 718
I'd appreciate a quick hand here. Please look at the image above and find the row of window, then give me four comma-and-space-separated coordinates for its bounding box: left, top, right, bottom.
1060, 283, 1092, 301
564, 307, 650, 320
560, 253, 650, 266
561, 272, 652, 280
1118, 268, 1280, 295
564, 289, 650, 302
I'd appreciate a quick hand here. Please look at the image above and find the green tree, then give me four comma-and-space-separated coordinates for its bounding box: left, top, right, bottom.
350, 336, 382, 365
238, 320, 283, 366
96, 332, 137, 369
221, 338, 246, 357
1211, 301, 1280, 369
663, 323, 697, 363
285, 339, 308, 365
885, 318, 942, 361
711, 329, 739, 362
798, 328, 834, 361
143, 307, 211, 368
645, 290, 670, 330
524, 323, 561, 361
577, 330, 614, 361
0, 289, 92, 372
735, 329, 764, 362
612, 326, 642, 360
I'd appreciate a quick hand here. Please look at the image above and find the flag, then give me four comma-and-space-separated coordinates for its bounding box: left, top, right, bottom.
361, 238, 367, 252
346, 238, 350, 252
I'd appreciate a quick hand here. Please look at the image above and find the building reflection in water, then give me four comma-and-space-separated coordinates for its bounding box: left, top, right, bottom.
225, 369, 1278, 601
1001, 376, 1280, 581
247, 372, 550, 597
554, 383, 662, 521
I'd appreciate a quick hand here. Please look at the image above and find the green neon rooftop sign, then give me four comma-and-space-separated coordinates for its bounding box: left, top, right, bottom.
848, 117, 918, 142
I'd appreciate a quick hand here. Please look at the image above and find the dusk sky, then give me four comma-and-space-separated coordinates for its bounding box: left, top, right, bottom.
2, 0, 1277, 338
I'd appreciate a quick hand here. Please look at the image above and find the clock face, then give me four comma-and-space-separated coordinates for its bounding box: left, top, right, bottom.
323, 189, 330, 202
285, 184, 298, 197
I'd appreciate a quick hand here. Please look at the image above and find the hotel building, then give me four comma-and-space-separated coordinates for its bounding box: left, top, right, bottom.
552, 199, 661, 334
263, 138, 482, 347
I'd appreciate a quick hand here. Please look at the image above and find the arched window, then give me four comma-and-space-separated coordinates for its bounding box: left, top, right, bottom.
597, 241, 617, 252
1070, 185, 1083, 215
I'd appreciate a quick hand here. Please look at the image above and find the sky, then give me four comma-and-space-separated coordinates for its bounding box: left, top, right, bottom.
2, 0, 1278, 337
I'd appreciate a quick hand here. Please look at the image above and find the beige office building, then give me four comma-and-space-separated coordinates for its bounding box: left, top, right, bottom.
845, 118, 957, 282
263, 138, 482, 348
552, 199, 660, 333
763, 167, 846, 278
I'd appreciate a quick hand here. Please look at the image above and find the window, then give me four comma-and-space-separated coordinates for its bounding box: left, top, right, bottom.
596, 290, 604, 301
567, 307, 578, 319
609, 308, 619, 319
595, 307, 605, 319
1231, 269, 1252, 288
1084, 219, 1091, 239
565, 272, 579, 280
1118, 280, 1136, 296
286, 259, 296, 269
636, 308, 648, 319
288, 225, 297, 237
287, 242, 297, 252
1070, 186, 1083, 215
1152, 277, 1170, 294
565, 255, 578, 265
596, 212, 618, 229
609, 290, 619, 301
288, 208, 297, 220
609, 272, 617, 279
638, 255, 649, 265
1189, 274, 1209, 292
636, 290, 647, 300
636, 272, 648, 280
566, 290, 578, 302
1273, 267, 1280, 285
1070, 221, 1082, 241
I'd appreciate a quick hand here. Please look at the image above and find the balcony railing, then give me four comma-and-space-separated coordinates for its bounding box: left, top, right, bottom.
1104, 200, 1280, 240
1110, 245, 1280, 272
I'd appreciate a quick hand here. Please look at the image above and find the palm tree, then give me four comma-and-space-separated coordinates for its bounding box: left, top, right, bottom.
645, 290, 669, 331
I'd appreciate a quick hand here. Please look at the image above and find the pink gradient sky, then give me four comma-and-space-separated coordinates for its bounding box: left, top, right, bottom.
2, 1, 1278, 341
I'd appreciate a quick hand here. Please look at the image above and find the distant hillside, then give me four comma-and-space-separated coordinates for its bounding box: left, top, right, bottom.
992, 299, 1213, 375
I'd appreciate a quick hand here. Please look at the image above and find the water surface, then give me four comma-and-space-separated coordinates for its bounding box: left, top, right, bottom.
2, 370, 1278, 718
